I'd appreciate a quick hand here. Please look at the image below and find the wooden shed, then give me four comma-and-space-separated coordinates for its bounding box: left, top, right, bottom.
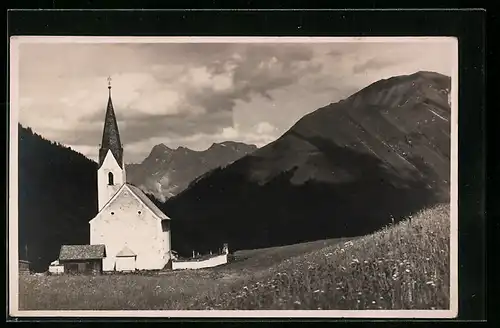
58, 245, 106, 275
19, 260, 30, 274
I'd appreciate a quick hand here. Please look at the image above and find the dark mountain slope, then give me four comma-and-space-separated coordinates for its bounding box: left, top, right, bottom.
126, 141, 257, 200
17, 125, 98, 272
164, 71, 451, 256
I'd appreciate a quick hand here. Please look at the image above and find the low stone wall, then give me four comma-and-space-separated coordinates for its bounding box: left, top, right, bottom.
48, 265, 64, 274
172, 253, 228, 270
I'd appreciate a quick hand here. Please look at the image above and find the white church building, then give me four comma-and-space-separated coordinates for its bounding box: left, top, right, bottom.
88, 80, 172, 272
55, 79, 230, 274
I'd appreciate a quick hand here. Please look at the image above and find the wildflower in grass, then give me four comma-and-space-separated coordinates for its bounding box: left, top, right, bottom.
294, 301, 301, 305
325, 252, 333, 257
351, 258, 359, 264
372, 301, 376, 304
405, 269, 411, 273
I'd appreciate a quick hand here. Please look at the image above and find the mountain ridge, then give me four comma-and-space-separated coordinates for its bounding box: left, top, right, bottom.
125, 141, 257, 200
163, 71, 452, 256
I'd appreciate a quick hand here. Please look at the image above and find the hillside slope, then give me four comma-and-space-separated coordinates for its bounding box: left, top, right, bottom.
17, 125, 98, 272
164, 71, 451, 255
126, 142, 257, 200
192, 204, 451, 310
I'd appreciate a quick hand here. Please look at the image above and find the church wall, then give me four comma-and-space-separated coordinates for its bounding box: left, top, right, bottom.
90, 188, 170, 271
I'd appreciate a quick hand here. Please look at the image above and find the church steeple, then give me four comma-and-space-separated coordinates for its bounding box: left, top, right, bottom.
99, 77, 124, 169
97, 77, 126, 211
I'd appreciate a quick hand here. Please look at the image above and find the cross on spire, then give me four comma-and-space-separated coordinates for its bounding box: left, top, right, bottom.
107, 76, 112, 97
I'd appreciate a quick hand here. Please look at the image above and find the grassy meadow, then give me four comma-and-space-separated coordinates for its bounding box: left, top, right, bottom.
19, 204, 450, 311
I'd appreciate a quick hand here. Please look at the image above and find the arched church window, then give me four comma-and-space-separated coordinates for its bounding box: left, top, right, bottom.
108, 172, 114, 185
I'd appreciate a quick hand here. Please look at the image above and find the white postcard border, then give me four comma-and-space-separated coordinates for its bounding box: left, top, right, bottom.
8, 36, 459, 319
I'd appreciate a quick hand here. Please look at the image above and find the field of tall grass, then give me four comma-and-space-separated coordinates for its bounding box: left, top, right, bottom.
192, 204, 451, 310
18, 204, 450, 311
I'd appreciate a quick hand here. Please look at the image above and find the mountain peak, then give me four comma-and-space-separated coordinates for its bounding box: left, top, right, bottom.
175, 146, 192, 152
209, 141, 258, 150
152, 143, 171, 151
412, 70, 448, 78
126, 140, 259, 200
343, 70, 451, 110
147, 143, 173, 159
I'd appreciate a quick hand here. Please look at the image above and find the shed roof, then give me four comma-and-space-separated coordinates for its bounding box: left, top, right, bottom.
59, 245, 106, 261
116, 245, 136, 257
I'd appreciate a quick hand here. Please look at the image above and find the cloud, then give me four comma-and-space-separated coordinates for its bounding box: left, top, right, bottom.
117, 121, 280, 163
17, 40, 456, 163
255, 122, 278, 134
352, 57, 396, 74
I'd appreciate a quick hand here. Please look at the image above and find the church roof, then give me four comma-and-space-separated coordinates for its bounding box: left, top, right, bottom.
126, 184, 170, 220
90, 183, 171, 223
116, 245, 137, 257
99, 86, 123, 169
59, 244, 106, 261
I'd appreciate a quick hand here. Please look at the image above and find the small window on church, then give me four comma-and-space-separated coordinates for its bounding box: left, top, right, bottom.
108, 172, 114, 185
111, 212, 115, 215
138, 211, 142, 214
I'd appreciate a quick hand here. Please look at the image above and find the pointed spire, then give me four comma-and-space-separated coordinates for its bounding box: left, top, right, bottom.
99, 76, 124, 168
108, 76, 112, 97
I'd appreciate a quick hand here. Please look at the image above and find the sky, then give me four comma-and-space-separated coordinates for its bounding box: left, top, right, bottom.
16, 38, 456, 164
